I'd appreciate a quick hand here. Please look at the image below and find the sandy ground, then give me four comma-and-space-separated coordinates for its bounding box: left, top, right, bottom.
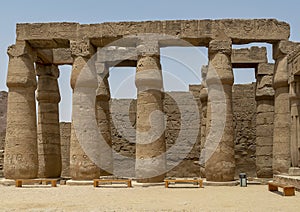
0, 184, 299, 211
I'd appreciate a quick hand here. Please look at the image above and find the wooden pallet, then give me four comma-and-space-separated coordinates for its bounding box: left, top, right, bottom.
93, 179, 132, 188
15, 179, 59, 187
268, 182, 295, 196
164, 178, 203, 188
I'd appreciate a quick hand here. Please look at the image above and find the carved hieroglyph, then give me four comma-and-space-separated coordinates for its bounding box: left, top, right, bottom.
4, 42, 38, 179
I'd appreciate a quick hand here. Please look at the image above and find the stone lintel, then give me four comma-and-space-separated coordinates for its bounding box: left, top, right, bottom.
232, 47, 267, 68
16, 19, 290, 48
16, 22, 78, 48
97, 46, 137, 63
38, 45, 272, 69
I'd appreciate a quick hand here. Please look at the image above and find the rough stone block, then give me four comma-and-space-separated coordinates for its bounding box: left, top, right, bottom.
232, 47, 267, 65
257, 63, 274, 75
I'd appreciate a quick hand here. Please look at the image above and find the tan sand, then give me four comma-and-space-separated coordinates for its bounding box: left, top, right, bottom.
0, 184, 299, 211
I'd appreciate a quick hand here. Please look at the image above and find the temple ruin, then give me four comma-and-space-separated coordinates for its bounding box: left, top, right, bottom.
1, 19, 300, 185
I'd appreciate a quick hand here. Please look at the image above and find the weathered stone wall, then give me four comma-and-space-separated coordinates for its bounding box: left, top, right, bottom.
164, 91, 201, 177
110, 99, 136, 177
60, 122, 71, 178
110, 91, 202, 178
232, 83, 257, 177
0, 91, 8, 177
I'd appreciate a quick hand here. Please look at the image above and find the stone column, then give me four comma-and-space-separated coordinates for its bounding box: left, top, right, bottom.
290, 76, 300, 168
36, 64, 61, 178
255, 63, 275, 178
135, 39, 166, 183
199, 65, 208, 178
205, 40, 235, 182
95, 62, 113, 176
4, 42, 38, 179
70, 40, 100, 180
272, 41, 292, 174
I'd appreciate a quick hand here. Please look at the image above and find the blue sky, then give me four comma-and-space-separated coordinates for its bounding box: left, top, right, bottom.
0, 0, 299, 121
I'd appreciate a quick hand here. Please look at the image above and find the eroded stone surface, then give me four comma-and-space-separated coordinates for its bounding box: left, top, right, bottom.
4, 19, 300, 181
60, 122, 71, 178
16, 19, 290, 48
233, 84, 257, 178
205, 40, 235, 182
135, 40, 166, 183
36, 64, 61, 178
4, 42, 38, 179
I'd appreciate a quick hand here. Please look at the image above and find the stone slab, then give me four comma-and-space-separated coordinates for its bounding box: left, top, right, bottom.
66, 180, 94, 186
274, 174, 300, 191
232, 47, 267, 67
203, 179, 239, 186
289, 167, 300, 176
17, 19, 290, 48
0, 178, 15, 186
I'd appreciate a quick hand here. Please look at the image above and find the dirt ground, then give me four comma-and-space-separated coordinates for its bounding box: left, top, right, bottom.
0, 184, 299, 211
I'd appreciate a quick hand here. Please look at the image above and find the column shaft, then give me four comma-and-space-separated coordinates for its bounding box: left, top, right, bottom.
255, 63, 275, 178
36, 64, 61, 178
205, 40, 235, 182
4, 43, 38, 179
290, 77, 300, 167
70, 40, 100, 180
135, 40, 166, 183
199, 65, 208, 178
273, 55, 291, 174
95, 62, 113, 176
